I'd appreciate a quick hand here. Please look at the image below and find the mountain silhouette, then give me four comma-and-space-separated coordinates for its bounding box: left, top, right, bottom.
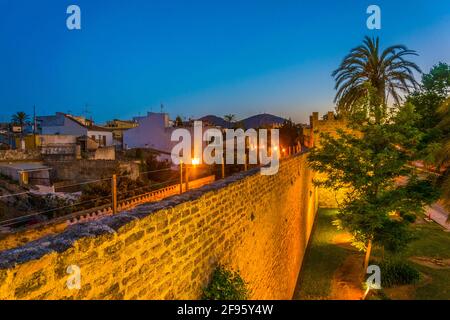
198, 113, 286, 129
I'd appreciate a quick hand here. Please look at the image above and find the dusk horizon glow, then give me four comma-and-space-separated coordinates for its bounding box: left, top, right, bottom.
1, 0, 449, 123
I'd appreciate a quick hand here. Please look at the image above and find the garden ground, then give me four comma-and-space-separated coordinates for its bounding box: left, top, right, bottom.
294, 208, 450, 300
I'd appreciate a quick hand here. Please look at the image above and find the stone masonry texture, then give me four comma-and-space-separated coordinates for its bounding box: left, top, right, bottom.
0, 153, 317, 300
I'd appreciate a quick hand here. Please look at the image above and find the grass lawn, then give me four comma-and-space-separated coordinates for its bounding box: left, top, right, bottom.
293, 209, 357, 299
371, 219, 450, 300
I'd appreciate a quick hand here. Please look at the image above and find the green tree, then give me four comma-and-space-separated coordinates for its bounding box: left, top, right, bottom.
174, 115, 183, 127
408, 63, 450, 134
308, 105, 438, 270
408, 63, 450, 210
436, 98, 450, 210
421, 62, 450, 96
332, 36, 421, 122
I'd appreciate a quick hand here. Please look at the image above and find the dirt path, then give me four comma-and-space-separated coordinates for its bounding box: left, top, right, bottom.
329, 234, 365, 300
410, 256, 450, 269
330, 253, 365, 300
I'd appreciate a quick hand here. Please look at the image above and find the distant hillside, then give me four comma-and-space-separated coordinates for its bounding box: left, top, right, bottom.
241, 114, 286, 129
198, 113, 287, 129
198, 115, 231, 128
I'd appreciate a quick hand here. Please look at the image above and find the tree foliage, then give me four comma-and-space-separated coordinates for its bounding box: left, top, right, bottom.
309, 104, 438, 254
421, 62, 450, 97
174, 115, 183, 127
408, 62, 450, 209
11, 111, 29, 127
311, 39, 446, 263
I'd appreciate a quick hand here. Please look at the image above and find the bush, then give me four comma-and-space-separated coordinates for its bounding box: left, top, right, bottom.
202, 265, 250, 300
378, 259, 420, 287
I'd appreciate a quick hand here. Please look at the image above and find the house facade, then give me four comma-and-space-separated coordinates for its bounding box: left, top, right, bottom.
37, 112, 113, 147
123, 112, 172, 151
104, 119, 138, 148
123, 112, 215, 162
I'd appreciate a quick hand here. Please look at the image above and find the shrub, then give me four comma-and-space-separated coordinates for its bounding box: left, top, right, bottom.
202, 265, 250, 300
378, 259, 420, 287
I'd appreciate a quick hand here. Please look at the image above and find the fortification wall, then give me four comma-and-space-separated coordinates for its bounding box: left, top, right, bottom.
0, 153, 317, 300
310, 111, 353, 208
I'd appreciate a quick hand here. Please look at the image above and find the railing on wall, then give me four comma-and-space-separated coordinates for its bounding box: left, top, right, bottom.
66, 175, 215, 225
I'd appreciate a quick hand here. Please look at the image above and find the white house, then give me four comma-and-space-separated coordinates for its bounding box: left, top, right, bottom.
37, 112, 113, 147
123, 112, 216, 162
124, 112, 172, 151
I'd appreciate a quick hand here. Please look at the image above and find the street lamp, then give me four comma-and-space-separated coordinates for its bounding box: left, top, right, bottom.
191, 157, 200, 166
185, 158, 200, 191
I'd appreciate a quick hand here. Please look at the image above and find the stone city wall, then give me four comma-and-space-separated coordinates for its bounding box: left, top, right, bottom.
0, 153, 317, 300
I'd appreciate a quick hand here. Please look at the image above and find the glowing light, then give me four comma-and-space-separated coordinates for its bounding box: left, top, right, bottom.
362, 286, 370, 300
191, 158, 200, 166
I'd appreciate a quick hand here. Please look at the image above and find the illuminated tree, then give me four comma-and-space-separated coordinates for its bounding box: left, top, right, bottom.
310, 54, 440, 269
308, 104, 438, 270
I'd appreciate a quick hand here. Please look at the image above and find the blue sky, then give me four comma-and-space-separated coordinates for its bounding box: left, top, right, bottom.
0, 0, 449, 124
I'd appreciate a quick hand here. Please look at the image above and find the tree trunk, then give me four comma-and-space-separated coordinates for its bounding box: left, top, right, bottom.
363, 239, 372, 271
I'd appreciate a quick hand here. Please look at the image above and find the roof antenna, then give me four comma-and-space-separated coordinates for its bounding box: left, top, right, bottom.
33, 105, 36, 135
83, 103, 91, 118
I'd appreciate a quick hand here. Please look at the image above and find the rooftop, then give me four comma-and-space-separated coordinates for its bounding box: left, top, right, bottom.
0, 162, 51, 172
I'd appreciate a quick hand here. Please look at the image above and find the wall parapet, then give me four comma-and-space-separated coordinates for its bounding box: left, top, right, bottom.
0, 153, 317, 300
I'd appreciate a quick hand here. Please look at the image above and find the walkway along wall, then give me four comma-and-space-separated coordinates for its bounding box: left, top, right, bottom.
0, 152, 317, 299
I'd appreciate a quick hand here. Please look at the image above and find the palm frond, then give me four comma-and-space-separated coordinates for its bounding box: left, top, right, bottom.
332, 36, 420, 119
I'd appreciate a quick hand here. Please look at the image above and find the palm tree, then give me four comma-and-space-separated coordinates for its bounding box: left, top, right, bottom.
11, 111, 29, 132
174, 115, 183, 127
224, 114, 236, 123
332, 36, 421, 119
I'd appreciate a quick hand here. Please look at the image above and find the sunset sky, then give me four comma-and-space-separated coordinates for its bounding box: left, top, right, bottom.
1, 0, 449, 123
